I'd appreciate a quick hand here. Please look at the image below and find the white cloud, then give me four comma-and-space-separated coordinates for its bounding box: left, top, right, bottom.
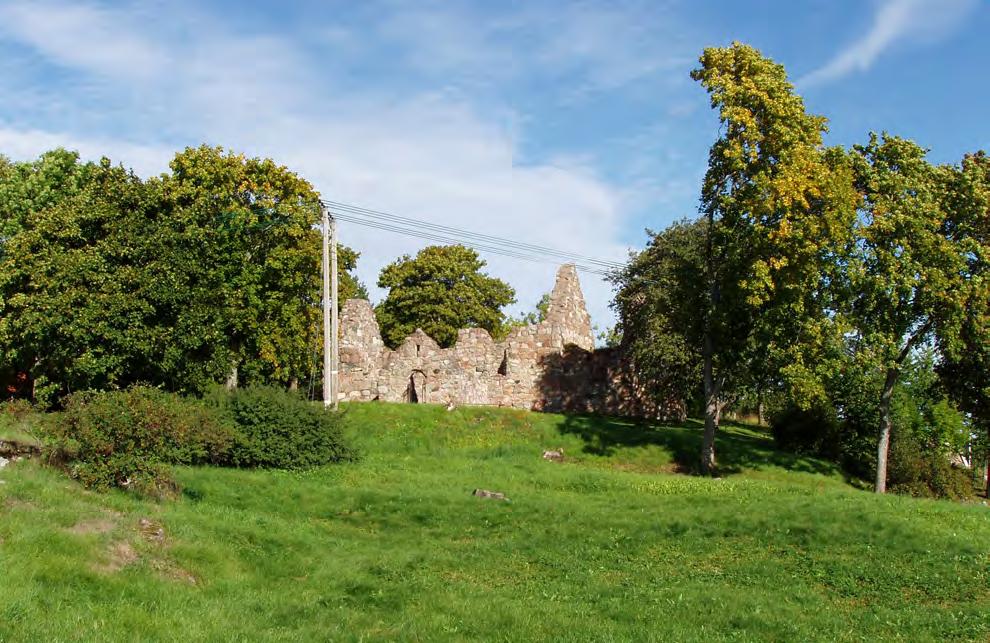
0, 1, 632, 329
0, 1, 167, 79
0, 125, 172, 177
800, 0, 978, 87
214, 96, 629, 329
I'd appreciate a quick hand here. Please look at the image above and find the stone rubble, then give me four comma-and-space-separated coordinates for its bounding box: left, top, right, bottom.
472, 488, 509, 501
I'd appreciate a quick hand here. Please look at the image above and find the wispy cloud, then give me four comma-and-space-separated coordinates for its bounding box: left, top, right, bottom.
0, 1, 167, 79
371, 0, 691, 96
800, 0, 978, 87
527, 3, 692, 94
0, 125, 171, 177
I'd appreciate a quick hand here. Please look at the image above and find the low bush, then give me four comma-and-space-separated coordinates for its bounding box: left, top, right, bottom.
45, 385, 353, 496
204, 385, 353, 469
888, 431, 973, 500
1, 398, 36, 422
769, 403, 875, 476
45, 387, 237, 496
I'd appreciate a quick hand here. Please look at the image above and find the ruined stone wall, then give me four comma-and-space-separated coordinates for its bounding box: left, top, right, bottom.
339, 264, 682, 421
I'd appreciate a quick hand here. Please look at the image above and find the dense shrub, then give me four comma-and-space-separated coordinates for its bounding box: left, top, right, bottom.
888, 431, 973, 500
204, 385, 352, 469
45, 387, 236, 495
769, 402, 875, 478
770, 405, 842, 459
770, 401, 974, 498
45, 385, 353, 495
0, 399, 45, 443
0, 398, 35, 422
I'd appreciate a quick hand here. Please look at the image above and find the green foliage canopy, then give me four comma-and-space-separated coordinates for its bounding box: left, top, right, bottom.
689, 42, 858, 472
846, 135, 987, 491
375, 245, 515, 348
0, 146, 366, 402
612, 219, 707, 409
0, 150, 164, 402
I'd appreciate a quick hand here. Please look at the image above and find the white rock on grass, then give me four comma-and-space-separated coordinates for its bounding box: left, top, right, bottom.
0, 456, 8, 469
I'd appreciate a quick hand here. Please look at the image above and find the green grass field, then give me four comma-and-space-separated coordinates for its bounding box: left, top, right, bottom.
1, 403, 988, 641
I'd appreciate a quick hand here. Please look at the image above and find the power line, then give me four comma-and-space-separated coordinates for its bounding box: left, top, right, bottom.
332, 212, 615, 278
335, 214, 616, 278
325, 199, 626, 267
330, 204, 626, 272
321, 199, 627, 272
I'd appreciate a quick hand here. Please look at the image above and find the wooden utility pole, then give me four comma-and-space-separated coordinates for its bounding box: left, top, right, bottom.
330, 211, 340, 410
321, 204, 333, 408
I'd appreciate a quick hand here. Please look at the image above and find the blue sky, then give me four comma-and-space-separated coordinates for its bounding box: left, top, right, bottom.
0, 0, 986, 329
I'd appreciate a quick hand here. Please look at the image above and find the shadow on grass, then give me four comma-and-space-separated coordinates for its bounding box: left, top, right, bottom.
554, 413, 843, 478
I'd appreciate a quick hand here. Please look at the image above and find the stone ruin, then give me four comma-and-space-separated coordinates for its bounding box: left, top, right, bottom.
339, 264, 684, 420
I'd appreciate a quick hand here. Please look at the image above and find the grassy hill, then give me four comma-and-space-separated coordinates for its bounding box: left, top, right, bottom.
1, 403, 988, 641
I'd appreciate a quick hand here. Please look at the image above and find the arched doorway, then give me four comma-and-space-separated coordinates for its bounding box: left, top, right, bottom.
406, 370, 427, 403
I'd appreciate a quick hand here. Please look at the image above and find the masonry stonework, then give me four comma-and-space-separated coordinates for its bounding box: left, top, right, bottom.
339, 264, 683, 420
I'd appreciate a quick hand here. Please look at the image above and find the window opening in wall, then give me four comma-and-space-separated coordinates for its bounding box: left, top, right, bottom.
497, 350, 508, 376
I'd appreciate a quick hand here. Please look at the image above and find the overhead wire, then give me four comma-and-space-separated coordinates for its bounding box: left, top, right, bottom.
332, 212, 616, 278
329, 206, 626, 272
320, 198, 627, 273
323, 198, 627, 267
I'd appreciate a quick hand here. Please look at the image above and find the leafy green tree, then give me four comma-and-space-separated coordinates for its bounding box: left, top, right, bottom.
0, 151, 164, 403
0, 146, 366, 401
375, 245, 515, 348
689, 43, 858, 474
937, 151, 990, 497
155, 145, 323, 390
847, 135, 985, 492
508, 292, 550, 328
612, 219, 707, 412
155, 146, 368, 391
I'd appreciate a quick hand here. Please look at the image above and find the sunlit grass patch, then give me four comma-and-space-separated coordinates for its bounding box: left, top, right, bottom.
0, 402, 987, 641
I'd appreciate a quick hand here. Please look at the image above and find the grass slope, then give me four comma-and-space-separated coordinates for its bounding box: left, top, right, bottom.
1, 403, 988, 641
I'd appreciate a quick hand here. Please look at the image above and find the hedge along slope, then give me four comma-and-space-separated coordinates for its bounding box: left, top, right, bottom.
45, 385, 352, 496
202, 385, 353, 469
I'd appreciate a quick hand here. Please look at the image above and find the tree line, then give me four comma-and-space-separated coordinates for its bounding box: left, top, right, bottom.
613, 43, 989, 496
0, 146, 523, 402
0, 146, 366, 403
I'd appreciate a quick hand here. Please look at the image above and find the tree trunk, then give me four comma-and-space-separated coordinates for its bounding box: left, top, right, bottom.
29, 357, 40, 403
875, 325, 932, 494
225, 363, 239, 391
700, 208, 721, 476
874, 366, 899, 494
985, 425, 989, 499
757, 399, 765, 427
701, 331, 719, 476
289, 378, 299, 392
